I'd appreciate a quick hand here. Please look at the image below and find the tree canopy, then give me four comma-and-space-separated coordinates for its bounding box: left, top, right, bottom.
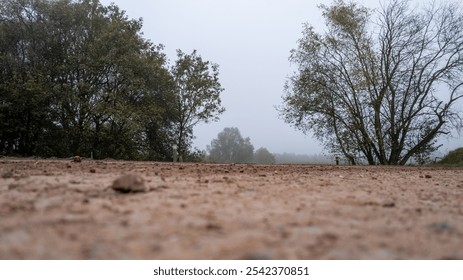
171, 50, 225, 160
281, 0, 463, 165
438, 147, 463, 165
254, 147, 276, 164
0, 0, 224, 160
207, 127, 254, 163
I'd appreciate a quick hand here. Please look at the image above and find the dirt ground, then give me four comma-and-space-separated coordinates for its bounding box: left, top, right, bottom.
0, 158, 462, 259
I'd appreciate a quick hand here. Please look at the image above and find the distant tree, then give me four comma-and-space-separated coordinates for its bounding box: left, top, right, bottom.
207, 127, 254, 163
280, 0, 463, 165
273, 153, 332, 164
254, 147, 276, 164
438, 147, 463, 165
171, 50, 225, 161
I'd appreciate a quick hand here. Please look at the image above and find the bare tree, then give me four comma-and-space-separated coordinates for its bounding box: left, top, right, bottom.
281, 0, 463, 165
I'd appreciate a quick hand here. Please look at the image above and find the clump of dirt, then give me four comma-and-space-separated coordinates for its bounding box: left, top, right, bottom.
0, 158, 462, 259
111, 174, 147, 193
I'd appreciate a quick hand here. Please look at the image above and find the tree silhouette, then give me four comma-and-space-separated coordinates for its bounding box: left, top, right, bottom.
207, 127, 254, 163
281, 0, 463, 165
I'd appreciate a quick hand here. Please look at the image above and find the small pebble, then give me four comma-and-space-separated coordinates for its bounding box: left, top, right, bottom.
111, 174, 147, 193
73, 156, 81, 163
382, 202, 396, 208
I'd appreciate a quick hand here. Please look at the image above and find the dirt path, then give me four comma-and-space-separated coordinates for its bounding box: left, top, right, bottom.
0, 158, 462, 259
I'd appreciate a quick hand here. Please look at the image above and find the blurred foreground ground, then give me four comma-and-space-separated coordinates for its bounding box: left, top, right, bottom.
0, 158, 462, 259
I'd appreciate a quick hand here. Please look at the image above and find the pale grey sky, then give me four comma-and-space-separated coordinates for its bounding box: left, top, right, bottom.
101, 0, 461, 156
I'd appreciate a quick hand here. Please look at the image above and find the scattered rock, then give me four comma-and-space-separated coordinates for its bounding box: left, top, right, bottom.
205, 222, 222, 231
2, 171, 13, 179
425, 174, 432, 179
8, 183, 21, 190
111, 174, 147, 193
120, 220, 129, 227
89, 168, 96, 173
73, 156, 82, 163
428, 222, 454, 233
157, 184, 169, 190
382, 202, 396, 208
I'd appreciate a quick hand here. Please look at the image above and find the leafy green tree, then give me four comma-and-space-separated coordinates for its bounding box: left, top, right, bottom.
171, 50, 225, 160
280, 0, 463, 165
254, 147, 276, 164
0, 0, 55, 156
45, 1, 174, 159
207, 127, 254, 163
0, 0, 178, 160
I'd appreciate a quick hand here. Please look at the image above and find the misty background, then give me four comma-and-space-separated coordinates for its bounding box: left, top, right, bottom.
100, 0, 462, 159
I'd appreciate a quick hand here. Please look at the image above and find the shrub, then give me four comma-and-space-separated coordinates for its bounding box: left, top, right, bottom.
438, 148, 463, 166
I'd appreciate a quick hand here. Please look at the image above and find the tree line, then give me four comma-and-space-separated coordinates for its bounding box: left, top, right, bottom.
0, 0, 224, 160
207, 127, 276, 164
206, 127, 335, 164
4, 0, 462, 165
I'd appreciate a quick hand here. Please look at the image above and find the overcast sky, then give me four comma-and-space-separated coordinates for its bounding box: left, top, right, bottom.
100, 0, 461, 156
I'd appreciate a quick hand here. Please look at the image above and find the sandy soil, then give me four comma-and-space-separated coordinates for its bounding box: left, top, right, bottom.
0, 158, 462, 259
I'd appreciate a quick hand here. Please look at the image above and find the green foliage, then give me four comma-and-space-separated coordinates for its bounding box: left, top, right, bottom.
254, 147, 276, 164
438, 147, 463, 166
0, 0, 224, 161
171, 50, 225, 160
184, 148, 206, 163
281, 0, 463, 165
207, 127, 254, 163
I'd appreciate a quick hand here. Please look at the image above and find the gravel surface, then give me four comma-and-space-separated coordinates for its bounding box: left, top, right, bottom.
0, 158, 462, 259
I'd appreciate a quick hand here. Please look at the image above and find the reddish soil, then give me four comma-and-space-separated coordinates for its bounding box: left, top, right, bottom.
0, 158, 462, 259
